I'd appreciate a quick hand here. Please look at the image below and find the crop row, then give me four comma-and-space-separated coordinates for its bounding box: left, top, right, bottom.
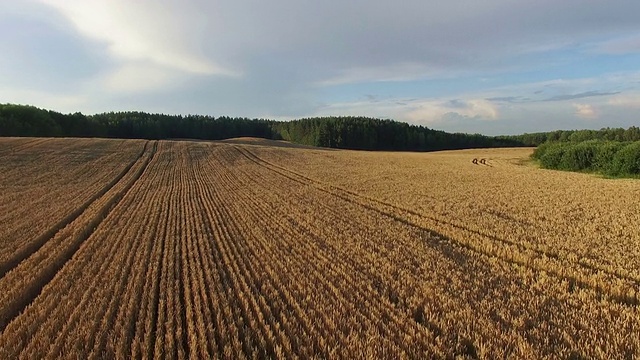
229, 144, 640, 358
0, 138, 146, 275
1, 140, 638, 358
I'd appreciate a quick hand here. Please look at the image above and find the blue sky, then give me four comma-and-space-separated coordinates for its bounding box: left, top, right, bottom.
1, 0, 639, 135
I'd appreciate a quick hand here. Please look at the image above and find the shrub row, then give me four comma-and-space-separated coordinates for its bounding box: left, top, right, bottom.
532, 140, 640, 177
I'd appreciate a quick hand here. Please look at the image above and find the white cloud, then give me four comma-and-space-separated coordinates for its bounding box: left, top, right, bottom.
0, 86, 86, 113
38, 0, 238, 76
594, 34, 640, 55
572, 103, 598, 119
315, 63, 440, 86
312, 97, 499, 126
2, 0, 640, 135
405, 99, 499, 124
101, 62, 185, 93
607, 94, 640, 109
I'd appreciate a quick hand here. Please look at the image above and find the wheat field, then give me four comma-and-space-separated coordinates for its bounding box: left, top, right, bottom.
0, 137, 638, 359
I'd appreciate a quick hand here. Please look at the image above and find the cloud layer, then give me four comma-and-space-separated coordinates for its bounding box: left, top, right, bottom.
1, 0, 640, 134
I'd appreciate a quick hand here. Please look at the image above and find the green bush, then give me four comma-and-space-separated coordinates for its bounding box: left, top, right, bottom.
593, 141, 628, 173
559, 141, 599, 171
609, 142, 640, 176
531, 142, 551, 159
539, 143, 569, 169
534, 140, 640, 177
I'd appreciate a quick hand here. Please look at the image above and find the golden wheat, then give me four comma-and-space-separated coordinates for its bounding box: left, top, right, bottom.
0, 138, 638, 359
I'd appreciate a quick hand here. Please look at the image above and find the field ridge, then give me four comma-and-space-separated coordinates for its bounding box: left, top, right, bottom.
235, 145, 640, 307
1, 138, 638, 358
0, 141, 151, 278
0, 141, 158, 331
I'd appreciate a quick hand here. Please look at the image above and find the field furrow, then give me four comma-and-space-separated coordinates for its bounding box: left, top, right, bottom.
0, 141, 157, 336
0, 138, 147, 272
1, 138, 638, 359
237, 145, 640, 306
227, 143, 640, 357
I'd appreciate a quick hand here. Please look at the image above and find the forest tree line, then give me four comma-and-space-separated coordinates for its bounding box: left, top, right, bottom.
2, 103, 639, 153
271, 117, 523, 151
500, 127, 640, 146
0, 104, 521, 151
0, 104, 275, 140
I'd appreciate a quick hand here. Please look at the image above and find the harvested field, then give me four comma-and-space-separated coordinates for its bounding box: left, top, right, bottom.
0, 137, 638, 359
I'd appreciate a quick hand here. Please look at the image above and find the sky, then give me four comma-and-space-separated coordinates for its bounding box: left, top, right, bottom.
1, 0, 640, 135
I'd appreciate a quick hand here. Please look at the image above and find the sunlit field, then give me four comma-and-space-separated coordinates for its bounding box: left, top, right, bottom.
1, 137, 638, 359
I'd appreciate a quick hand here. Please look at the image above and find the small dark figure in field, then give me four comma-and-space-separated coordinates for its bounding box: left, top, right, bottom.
472, 158, 490, 166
